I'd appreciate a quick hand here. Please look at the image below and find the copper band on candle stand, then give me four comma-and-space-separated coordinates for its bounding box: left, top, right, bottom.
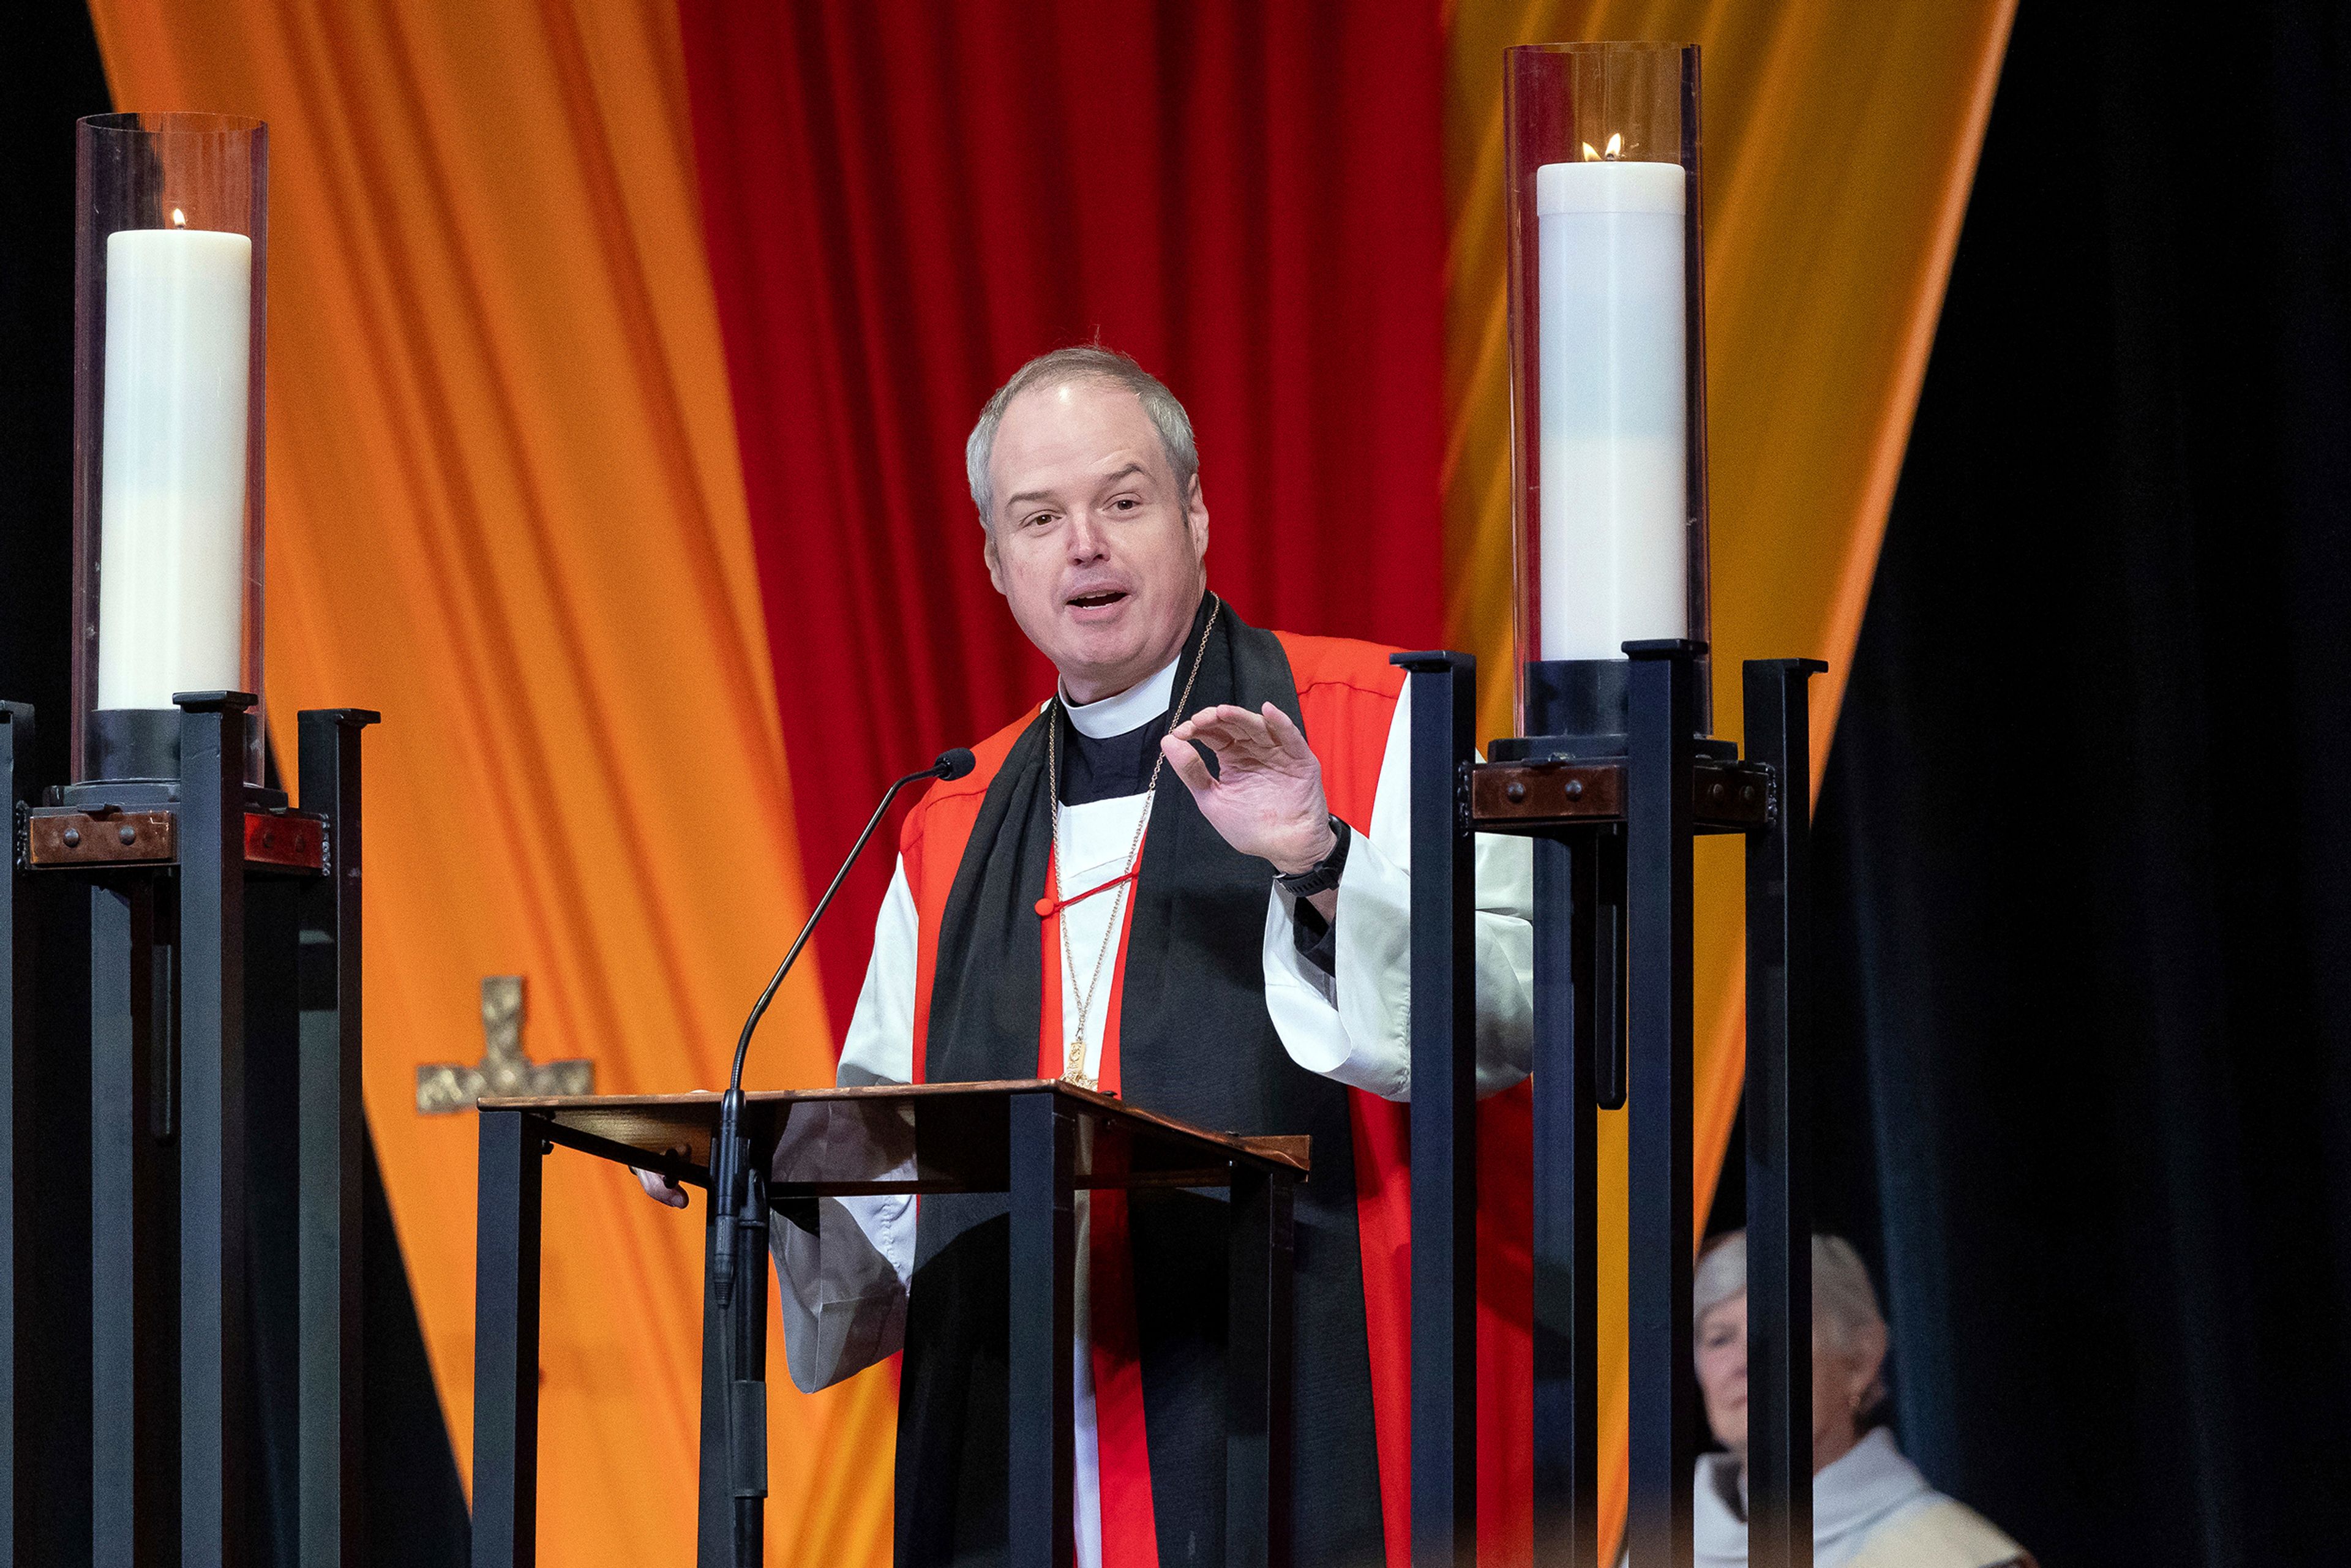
23, 806, 326, 872
1467, 755, 1772, 834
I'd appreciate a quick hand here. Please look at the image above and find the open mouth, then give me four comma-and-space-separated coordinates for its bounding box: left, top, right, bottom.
1067, 589, 1130, 610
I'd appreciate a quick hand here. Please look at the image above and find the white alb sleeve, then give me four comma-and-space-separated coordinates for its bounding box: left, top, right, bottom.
771, 855, 918, 1392
1261, 681, 1534, 1101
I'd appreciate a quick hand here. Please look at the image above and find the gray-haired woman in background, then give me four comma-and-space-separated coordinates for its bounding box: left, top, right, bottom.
1689, 1232, 2032, 1568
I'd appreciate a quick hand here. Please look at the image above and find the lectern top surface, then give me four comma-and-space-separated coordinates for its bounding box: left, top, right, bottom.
478, 1078, 1310, 1196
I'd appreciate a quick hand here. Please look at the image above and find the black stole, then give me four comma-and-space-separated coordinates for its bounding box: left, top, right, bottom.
894, 602, 1384, 1568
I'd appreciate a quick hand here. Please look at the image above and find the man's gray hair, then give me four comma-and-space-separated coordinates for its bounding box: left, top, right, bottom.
1694, 1229, 1887, 1356
964, 345, 1200, 527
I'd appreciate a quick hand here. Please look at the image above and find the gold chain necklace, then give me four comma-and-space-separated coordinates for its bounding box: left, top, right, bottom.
1046, 596, 1221, 1090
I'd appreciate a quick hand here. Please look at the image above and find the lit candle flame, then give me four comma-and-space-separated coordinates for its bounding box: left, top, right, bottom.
1578, 133, 1627, 163
170, 208, 187, 228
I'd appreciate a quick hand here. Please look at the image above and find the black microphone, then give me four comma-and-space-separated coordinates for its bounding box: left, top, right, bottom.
710, 746, 975, 1308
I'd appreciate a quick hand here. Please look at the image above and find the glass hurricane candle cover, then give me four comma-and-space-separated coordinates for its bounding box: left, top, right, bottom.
72, 112, 268, 786
1504, 43, 1709, 734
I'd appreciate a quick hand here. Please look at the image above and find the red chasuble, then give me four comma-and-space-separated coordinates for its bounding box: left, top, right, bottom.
894, 602, 1531, 1568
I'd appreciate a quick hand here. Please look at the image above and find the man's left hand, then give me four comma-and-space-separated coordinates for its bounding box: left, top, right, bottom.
1160, 702, 1336, 875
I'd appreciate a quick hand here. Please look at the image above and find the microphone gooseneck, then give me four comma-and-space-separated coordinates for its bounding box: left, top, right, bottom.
725, 746, 975, 1098
711, 746, 974, 1310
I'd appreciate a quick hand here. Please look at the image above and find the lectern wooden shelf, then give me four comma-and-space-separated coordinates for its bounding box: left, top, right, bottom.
471, 1079, 1308, 1568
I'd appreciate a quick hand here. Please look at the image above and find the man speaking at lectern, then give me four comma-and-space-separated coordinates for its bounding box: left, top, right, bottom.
644, 347, 1533, 1568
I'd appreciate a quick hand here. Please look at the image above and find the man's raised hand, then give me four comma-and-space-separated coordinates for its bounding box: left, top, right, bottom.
1159, 702, 1337, 874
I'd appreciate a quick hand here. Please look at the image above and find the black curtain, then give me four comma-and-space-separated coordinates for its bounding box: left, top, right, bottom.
0, 6, 468, 1562
0, 6, 83, 794
1799, 1, 2351, 1564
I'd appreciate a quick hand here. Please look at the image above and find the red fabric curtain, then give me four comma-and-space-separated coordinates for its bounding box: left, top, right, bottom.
680, 0, 1448, 1036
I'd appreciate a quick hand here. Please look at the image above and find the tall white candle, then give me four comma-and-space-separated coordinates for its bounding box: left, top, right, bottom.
1535, 156, 1688, 661
97, 218, 253, 710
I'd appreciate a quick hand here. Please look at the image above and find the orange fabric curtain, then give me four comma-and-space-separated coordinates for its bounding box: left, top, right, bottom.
84, 3, 890, 1564
1442, 1, 2016, 1553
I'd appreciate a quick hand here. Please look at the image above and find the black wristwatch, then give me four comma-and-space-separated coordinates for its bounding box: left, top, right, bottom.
1275, 816, 1351, 898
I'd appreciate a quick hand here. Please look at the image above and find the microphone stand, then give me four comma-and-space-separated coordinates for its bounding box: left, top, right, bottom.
707, 748, 973, 1566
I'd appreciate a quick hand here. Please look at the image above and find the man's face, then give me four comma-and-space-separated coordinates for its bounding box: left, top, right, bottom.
981, 378, 1209, 705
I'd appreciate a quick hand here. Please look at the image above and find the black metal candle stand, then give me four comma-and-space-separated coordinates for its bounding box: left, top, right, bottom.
1393, 641, 1824, 1568
1, 692, 377, 1567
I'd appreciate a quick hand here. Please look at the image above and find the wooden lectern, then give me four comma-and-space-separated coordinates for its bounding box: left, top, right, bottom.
471, 1080, 1307, 1568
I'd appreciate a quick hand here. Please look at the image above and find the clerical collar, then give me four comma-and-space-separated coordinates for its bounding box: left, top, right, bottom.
1060, 654, 1180, 740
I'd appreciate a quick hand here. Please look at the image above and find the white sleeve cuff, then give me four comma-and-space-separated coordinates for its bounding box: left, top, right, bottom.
771, 1098, 915, 1392
1260, 821, 1534, 1103
775, 1193, 911, 1393
1260, 830, 1414, 1101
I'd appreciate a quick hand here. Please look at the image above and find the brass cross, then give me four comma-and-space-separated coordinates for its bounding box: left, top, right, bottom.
416, 975, 594, 1114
